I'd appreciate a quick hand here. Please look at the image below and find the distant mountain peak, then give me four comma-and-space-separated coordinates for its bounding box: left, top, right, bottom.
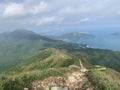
14, 29, 29, 32
12, 29, 36, 35
111, 32, 120, 36
6, 29, 40, 40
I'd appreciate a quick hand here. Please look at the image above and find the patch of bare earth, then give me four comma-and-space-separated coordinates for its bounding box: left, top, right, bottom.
30, 71, 94, 90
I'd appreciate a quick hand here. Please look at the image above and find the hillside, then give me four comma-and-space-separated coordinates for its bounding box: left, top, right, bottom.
0, 48, 120, 90
67, 48, 120, 72
11, 48, 81, 72
0, 48, 88, 90
87, 66, 120, 90
0, 30, 81, 71
0, 30, 120, 73
0, 30, 55, 71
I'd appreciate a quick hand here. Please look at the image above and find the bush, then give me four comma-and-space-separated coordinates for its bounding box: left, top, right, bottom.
87, 69, 119, 90
2, 78, 24, 90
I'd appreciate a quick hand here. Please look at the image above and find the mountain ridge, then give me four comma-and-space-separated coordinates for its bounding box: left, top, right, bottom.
0, 48, 120, 90
0, 30, 120, 73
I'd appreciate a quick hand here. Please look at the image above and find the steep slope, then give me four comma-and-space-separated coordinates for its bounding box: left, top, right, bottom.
0, 48, 120, 90
0, 30, 55, 71
0, 30, 120, 73
87, 66, 120, 90
11, 48, 82, 72
67, 48, 120, 72
0, 48, 88, 90
0, 30, 81, 71
31, 67, 120, 90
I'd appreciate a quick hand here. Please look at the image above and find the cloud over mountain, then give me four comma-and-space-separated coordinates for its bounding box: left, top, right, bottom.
0, 0, 120, 31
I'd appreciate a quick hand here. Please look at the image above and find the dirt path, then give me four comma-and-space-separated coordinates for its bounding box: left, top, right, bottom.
25, 60, 93, 90
79, 59, 88, 72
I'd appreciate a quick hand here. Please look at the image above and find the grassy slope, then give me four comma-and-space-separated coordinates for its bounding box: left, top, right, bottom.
0, 32, 79, 71
87, 67, 120, 90
0, 30, 82, 71
0, 48, 120, 90
0, 38, 47, 70
0, 48, 83, 90
0, 30, 120, 73
68, 48, 120, 72
11, 48, 80, 72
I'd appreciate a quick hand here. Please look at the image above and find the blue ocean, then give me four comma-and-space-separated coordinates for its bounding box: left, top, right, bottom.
39, 26, 120, 51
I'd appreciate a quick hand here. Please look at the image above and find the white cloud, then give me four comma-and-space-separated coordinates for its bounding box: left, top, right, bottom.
35, 16, 64, 25
0, 0, 120, 31
3, 3, 24, 17
2, 1, 48, 17
60, 7, 77, 14
37, 16, 56, 25
32, 1, 48, 14
80, 18, 89, 22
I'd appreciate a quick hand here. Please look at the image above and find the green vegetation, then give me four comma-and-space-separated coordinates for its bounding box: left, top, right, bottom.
1, 68, 69, 90
0, 48, 81, 90
0, 30, 81, 71
0, 48, 120, 90
87, 68, 120, 90
11, 48, 80, 72
0, 30, 119, 90
0, 30, 120, 73
68, 48, 120, 72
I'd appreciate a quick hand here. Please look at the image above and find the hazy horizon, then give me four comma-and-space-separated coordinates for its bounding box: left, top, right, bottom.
0, 0, 120, 32
0, 0, 120, 50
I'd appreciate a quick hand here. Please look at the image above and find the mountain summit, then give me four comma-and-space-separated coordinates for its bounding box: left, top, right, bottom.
0, 30, 81, 71
6, 29, 47, 40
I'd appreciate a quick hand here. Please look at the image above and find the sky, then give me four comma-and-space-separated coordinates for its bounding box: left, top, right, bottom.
0, 0, 120, 32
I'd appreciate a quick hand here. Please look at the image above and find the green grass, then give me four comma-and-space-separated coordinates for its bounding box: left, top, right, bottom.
10, 48, 80, 72
0, 48, 120, 90
1, 68, 69, 90
87, 68, 120, 90
0, 30, 120, 73
0, 48, 81, 90
68, 48, 120, 72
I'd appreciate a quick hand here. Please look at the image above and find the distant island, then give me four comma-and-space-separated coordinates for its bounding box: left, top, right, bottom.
111, 32, 120, 36
46, 32, 96, 42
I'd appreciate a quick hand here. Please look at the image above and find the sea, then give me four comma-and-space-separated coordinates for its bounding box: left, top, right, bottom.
37, 26, 120, 51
